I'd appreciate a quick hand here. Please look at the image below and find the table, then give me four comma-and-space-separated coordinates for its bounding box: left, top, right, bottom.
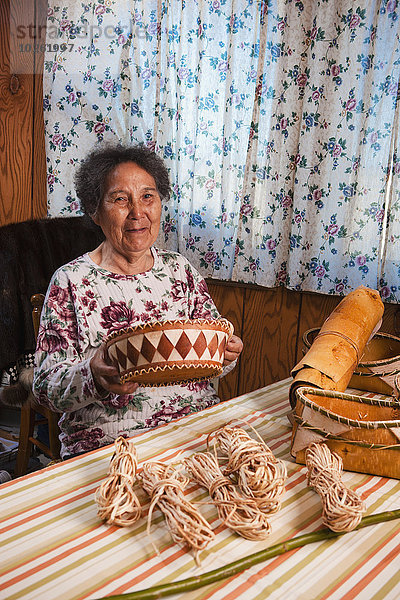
1, 378, 400, 600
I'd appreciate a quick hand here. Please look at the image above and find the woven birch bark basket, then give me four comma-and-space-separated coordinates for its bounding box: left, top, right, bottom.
302, 328, 400, 397
291, 386, 400, 479
106, 318, 234, 386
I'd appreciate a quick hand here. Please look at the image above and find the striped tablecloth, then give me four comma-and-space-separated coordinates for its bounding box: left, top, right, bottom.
1, 378, 400, 600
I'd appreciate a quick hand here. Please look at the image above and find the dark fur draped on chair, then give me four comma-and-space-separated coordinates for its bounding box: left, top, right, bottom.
0, 215, 104, 404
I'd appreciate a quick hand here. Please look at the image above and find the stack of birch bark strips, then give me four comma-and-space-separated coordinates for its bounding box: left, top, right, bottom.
289, 286, 400, 479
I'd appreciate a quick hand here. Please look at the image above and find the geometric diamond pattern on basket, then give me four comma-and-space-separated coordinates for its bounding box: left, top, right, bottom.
109, 328, 228, 370
192, 330, 207, 358
126, 339, 140, 367
218, 335, 227, 357
174, 331, 192, 359
115, 343, 128, 371
207, 332, 218, 358
140, 334, 157, 363
157, 332, 174, 360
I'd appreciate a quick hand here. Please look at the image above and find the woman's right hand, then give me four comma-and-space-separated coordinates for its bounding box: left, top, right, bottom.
90, 342, 139, 396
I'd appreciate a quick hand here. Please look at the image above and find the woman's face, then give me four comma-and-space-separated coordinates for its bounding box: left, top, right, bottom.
94, 161, 162, 259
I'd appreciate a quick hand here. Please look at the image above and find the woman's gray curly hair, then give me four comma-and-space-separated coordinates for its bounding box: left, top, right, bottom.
74, 143, 171, 217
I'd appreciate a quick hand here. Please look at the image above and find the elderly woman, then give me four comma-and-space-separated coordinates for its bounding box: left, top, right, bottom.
33, 144, 243, 459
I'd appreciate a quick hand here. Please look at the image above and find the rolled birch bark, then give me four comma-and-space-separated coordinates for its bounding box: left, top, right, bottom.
289, 286, 384, 408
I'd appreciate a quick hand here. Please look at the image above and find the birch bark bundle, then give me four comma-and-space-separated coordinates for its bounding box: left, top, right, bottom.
184, 452, 272, 540
138, 460, 215, 561
305, 442, 366, 532
95, 436, 141, 526
211, 425, 287, 513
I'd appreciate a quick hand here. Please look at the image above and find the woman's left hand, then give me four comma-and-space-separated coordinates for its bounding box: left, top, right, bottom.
223, 334, 243, 366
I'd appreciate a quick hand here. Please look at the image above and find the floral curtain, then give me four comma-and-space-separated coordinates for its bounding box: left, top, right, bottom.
44, 0, 400, 300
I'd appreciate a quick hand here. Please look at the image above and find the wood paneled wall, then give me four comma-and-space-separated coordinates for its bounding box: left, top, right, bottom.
0, 0, 47, 225
2, 1, 400, 402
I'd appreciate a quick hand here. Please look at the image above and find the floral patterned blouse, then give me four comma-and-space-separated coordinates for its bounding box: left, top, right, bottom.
33, 247, 233, 458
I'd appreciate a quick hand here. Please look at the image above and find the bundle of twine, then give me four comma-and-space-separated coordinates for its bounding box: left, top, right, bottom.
305, 442, 366, 532
95, 436, 141, 526
211, 425, 287, 513
138, 460, 215, 563
184, 451, 271, 540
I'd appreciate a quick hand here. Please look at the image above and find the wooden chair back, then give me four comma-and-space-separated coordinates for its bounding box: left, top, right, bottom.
14, 293, 61, 477
31, 293, 45, 339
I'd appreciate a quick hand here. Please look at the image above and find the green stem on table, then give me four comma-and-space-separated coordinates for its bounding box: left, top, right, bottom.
96, 509, 400, 600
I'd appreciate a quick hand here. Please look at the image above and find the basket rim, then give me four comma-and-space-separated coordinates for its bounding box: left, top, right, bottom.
294, 385, 400, 429
119, 361, 223, 387
106, 317, 234, 344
